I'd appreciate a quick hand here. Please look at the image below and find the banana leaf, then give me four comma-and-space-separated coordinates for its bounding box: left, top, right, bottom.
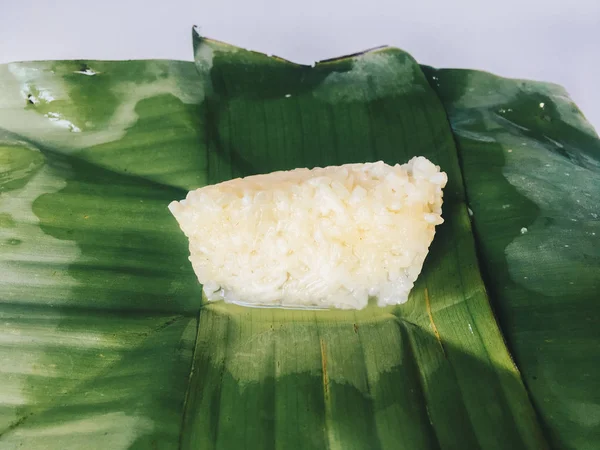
0, 60, 204, 449
423, 68, 600, 449
0, 29, 598, 449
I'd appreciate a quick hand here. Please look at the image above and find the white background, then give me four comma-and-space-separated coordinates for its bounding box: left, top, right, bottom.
1, 0, 599, 131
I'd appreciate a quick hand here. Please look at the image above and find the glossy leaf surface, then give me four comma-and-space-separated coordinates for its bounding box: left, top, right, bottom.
0, 32, 597, 449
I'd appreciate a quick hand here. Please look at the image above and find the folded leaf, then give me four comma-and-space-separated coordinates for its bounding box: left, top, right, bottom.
425, 67, 600, 450
0, 60, 203, 448
180, 33, 547, 450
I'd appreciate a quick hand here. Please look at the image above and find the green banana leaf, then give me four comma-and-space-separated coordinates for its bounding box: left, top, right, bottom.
0, 28, 598, 449
424, 68, 600, 449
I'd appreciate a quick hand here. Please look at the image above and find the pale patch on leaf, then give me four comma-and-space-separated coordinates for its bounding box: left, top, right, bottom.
314, 51, 421, 103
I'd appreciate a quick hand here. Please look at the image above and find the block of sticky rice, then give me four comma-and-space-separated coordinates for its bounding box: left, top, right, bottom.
169, 157, 447, 309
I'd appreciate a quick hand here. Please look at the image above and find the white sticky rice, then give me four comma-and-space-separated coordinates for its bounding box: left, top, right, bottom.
169, 157, 447, 309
